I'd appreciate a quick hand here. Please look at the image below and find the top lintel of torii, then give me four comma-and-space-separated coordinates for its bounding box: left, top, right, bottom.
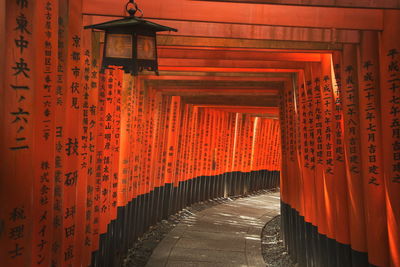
82, 0, 400, 31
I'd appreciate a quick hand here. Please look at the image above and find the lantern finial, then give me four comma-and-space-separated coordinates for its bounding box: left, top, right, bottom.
126, 0, 143, 18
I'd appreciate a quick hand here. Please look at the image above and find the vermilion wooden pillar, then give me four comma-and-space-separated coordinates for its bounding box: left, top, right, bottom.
331, 51, 351, 259
320, 54, 337, 245
341, 44, 368, 264
0, 1, 35, 266
31, 1, 58, 266
61, 0, 83, 265
359, 31, 389, 267
380, 10, 400, 267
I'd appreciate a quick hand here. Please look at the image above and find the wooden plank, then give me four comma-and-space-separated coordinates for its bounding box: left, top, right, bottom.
158, 47, 321, 62
156, 89, 279, 96
182, 95, 279, 106
195, 0, 400, 9
146, 79, 286, 89
157, 36, 343, 51
158, 48, 322, 62
88, 15, 360, 43
159, 58, 307, 69
159, 66, 301, 73
83, 0, 383, 30
142, 74, 292, 82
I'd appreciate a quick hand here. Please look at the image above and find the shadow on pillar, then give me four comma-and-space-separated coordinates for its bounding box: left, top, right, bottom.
90, 169, 280, 267
281, 201, 375, 267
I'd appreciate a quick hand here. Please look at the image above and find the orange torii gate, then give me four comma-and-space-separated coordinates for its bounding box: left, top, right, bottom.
1, 1, 400, 267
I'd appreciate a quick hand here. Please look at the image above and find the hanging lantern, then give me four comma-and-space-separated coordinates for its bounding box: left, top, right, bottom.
84, 0, 177, 75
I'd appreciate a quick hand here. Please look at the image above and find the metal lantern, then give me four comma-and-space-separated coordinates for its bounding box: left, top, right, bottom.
84, 0, 177, 75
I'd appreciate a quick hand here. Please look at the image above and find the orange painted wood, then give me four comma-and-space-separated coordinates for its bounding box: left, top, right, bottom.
358, 31, 389, 267
83, 0, 383, 30
60, 0, 83, 265
158, 49, 322, 62
110, 68, 123, 219
30, 0, 58, 265
319, 54, 337, 240
331, 51, 351, 246
380, 10, 400, 267
340, 44, 368, 254
0, 1, 35, 266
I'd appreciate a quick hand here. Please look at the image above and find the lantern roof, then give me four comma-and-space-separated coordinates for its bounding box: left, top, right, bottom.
84, 16, 178, 32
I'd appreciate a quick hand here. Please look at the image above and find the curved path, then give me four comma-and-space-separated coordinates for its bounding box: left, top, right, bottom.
146, 192, 281, 267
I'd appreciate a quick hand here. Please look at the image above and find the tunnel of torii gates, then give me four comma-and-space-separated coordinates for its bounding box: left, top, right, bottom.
1, 0, 400, 267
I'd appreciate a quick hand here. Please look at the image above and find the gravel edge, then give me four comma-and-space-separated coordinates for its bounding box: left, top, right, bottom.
261, 215, 295, 267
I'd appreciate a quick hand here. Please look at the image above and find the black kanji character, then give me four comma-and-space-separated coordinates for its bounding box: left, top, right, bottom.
346, 75, 354, 85
64, 171, 78, 186
71, 97, 79, 109
15, 35, 28, 53
40, 172, 49, 183
345, 65, 354, 73
393, 162, 400, 172
387, 48, 399, 59
391, 106, 400, 116
15, 13, 30, 34
391, 95, 400, 105
84, 237, 91, 246
37, 239, 47, 251
8, 243, 24, 258
64, 205, 76, 219
12, 58, 30, 78
64, 245, 74, 261
72, 35, 80, 48
10, 84, 29, 91
53, 215, 61, 228
8, 225, 24, 240
369, 165, 379, 175
41, 161, 50, 170
393, 141, 400, 151
393, 174, 400, 183
364, 72, 373, 82
369, 177, 379, 186
39, 211, 47, 222
363, 61, 373, 69
65, 138, 78, 156
71, 66, 80, 78
71, 82, 79, 94
71, 51, 80, 61
65, 225, 75, 238
17, 0, 28, 9
389, 60, 399, 72
10, 107, 29, 124
9, 207, 26, 221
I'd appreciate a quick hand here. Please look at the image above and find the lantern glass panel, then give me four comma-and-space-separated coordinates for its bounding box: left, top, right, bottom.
137, 35, 156, 60
105, 34, 133, 59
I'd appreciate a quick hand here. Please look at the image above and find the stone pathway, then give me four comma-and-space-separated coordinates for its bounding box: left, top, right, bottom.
146, 192, 281, 267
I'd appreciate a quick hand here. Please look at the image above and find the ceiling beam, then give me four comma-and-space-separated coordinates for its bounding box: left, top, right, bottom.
182, 95, 279, 106
157, 36, 343, 51
190, 105, 279, 112
157, 89, 279, 96
159, 66, 301, 73
195, 0, 400, 10
159, 58, 307, 69
157, 71, 294, 78
89, 15, 360, 43
158, 48, 322, 62
146, 79, 286, 90
140, 75, 292, 82
83, 0, 383, 30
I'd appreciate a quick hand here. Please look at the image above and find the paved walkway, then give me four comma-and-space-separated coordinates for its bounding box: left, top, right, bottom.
146, 192, 281, 267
